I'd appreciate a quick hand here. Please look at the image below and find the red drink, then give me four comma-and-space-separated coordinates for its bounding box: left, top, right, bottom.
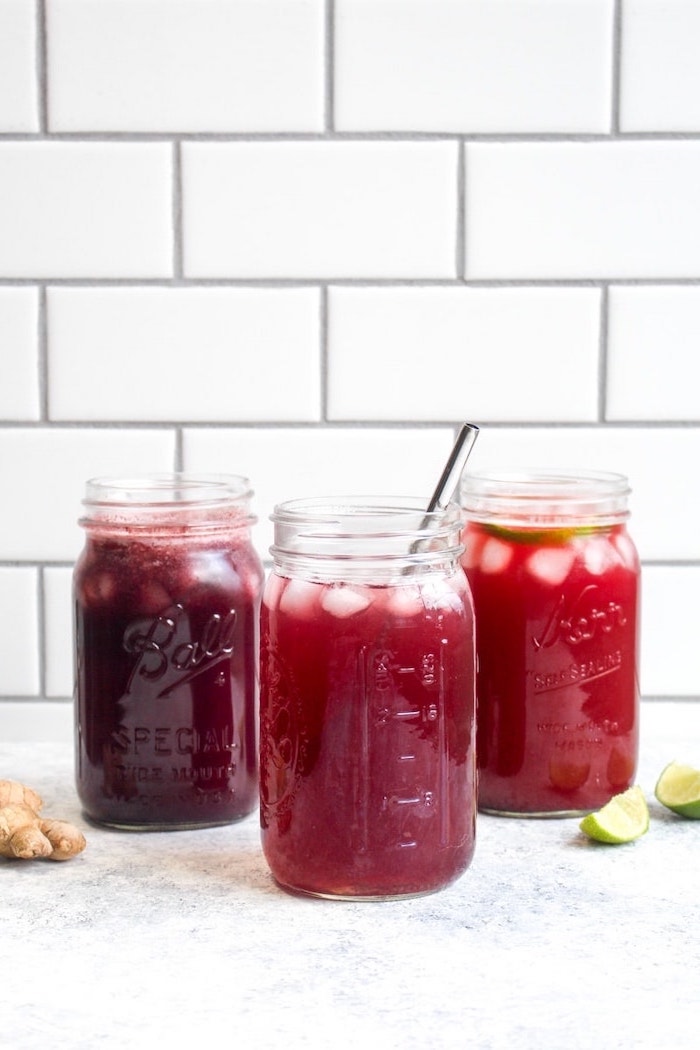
460, 470, 640, 816
74, 475, 263, 829
259, 499, 476, 900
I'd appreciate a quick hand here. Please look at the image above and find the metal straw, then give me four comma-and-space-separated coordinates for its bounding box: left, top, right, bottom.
426, 422, 480, 512
407, 423, 479, 561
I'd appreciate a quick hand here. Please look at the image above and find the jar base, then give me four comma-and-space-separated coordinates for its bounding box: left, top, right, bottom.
82, 813, 249, 833
272, 877, 448, 902
479, 805, 591, 819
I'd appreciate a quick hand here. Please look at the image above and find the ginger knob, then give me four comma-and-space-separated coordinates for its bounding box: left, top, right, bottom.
0, 779, 86, 862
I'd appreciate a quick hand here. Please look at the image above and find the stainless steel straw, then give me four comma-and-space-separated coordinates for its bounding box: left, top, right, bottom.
426, 422, 480, 512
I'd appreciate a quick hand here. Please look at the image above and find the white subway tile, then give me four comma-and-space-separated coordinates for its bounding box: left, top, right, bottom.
0, 567, 39, 695
465, 142, 700, 279
44, 566, 73, 698
183, 426, 456, 555
462, 425, 700, 562
336, 0, 613, 133
0, 428, 176, 561
640, 566, 700, 697
0, 287, 40, 420
621, 0, 700, 131
0, 0, 38, 131
47, 0, 324, 132
183, 142, 458, 278
0, 143, 172, 278
0, 701, 72, 742
328, 286, 600, 422
48, 287, 321, 422
607, 286, 700, 421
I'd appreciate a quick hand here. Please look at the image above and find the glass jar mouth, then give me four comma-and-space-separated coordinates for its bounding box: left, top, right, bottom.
270, 495, 464, 571
460, 468, 631, 527
80, 473, 256, 532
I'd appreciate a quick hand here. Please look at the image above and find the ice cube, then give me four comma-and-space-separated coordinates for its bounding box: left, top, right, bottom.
583, 538, 615, 576
527, 547, 575, 586
460, 532, 484, 570
138, 582, 173, 615
612, 532, 638, 571
278, 577, 320, 620
419, 577, 464, 613
82, 572, 117, 607
319, 583, 372, 618
479, 537, 512, 574
386, 584, 422, 618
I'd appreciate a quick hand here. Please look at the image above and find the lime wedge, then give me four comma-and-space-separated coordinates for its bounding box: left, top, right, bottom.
654, 761, 700, 818
579, 786, 649, 844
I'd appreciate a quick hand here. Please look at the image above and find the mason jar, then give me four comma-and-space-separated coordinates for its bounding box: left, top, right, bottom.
73, 474, 264, 830
259, 497, 477, 900
460, 469, 640, 817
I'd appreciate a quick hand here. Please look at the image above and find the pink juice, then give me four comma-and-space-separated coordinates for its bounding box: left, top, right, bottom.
461, 494, 640, 816
260, 568, 476, 900
74, 476, 263, 830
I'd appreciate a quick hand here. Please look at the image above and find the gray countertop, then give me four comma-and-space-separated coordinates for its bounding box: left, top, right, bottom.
2, 700, 699, 1050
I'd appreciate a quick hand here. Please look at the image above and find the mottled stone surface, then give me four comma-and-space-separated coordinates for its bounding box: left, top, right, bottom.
1, 701, 699, 1049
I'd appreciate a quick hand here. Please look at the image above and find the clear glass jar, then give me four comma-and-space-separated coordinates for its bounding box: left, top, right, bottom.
259, 497, 477, 900
460, 469, 640, 817
73, 474, 264, 830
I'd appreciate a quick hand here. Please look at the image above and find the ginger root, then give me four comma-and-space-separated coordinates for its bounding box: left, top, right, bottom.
0, 779, 86, 861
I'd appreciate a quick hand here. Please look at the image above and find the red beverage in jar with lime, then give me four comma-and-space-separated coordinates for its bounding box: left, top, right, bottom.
259, 498, 477, 899
460, 470, 640, 816
74, 475, 263, 830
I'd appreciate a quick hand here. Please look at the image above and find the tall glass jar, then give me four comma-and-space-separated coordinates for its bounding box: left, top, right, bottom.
259, 497, 477, 900
73, 474, 264, 830
460, 469, 640, 817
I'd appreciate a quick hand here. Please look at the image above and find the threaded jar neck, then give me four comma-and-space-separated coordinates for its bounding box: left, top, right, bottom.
270, 496, 464, 582
80, 473, 256, 537
460, 469, 630, 529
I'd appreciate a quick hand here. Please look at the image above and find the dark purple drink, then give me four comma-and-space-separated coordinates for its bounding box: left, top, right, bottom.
74, 475, 263, 830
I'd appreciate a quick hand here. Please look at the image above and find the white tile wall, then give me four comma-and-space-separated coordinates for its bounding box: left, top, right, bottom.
0, 0, 699, 735
607, 286, 700, 420
182, 141, 459, 278
48, 287, 322, 421
620, 0, 700, 131
335, 0, 614, 132
0, 0, 38, 132
465, 141, 700, 279
47, 0, 325, 132
0, 143, 173, 277
0, 287, 40, 420
0, 567, 40, 695
327, 286, 601, 422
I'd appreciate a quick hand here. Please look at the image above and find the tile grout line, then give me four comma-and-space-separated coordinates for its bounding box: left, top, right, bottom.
38, 284, 49, 421
37, 565, 47, 701
456, 142, 466, 280
36, 0, 48, 133
320, 285, 330, 422
598, 284, 610, 422
325, 0, 335, 134
172, 140, 184, 279
612, 0, 623, 136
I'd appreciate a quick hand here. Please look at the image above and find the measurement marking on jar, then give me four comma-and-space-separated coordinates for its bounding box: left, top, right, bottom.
356, 644, 449, 852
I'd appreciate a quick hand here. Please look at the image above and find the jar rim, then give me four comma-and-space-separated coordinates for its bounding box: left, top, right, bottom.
270, 496, 464, 578
84, 472, 253, 508
460, 468, 631, 526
